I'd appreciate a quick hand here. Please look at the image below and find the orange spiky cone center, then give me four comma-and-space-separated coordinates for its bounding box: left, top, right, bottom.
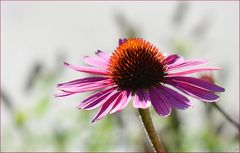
108, 38, 167, 92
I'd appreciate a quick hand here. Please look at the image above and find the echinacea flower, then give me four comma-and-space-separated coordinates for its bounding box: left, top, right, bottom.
55, 38, 225, 122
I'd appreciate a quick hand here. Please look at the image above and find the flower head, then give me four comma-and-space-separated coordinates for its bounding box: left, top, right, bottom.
55, 38, 225, 122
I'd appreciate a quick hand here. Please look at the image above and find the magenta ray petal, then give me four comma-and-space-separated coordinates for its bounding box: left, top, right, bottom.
165, 80, 219, 102
167, 67, 223, 76
57, 77, 109, 87
59, 82, 112, 93
64, 62, 108, 75
149, 87, 171, 117
166, 76, 225, 92
109, 92, 124, 112
58, 81, 110, 89
78, 87, 117, 110
54, 91, 75, 97
78, 87, 115, 107
167, 56, 185, 66
95, 50, 111, 61
83, 56, 108, 68
58, 79, 112, 93
156, 85, 193, 109
162, 54, 180, 65
133, 89, 151, 109
92, 91, 123, 122
110, 90, 131, 114
168, 59, 208, 71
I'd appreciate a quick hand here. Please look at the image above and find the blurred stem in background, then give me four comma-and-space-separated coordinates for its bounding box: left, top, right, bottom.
172, 1, 189, 27
167, 110, 181, 149
53, 126, 68, 151
213, 103, 239, 130
114, 12, 140, 38
1, 89, 27, 129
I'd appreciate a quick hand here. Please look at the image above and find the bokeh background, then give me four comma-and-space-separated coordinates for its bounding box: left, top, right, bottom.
1, 1, 239, 152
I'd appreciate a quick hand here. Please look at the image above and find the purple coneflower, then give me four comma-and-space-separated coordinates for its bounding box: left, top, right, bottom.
55, 38, 224, 122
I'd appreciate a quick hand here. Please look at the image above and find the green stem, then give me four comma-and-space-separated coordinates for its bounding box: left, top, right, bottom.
138, 108, 165, 153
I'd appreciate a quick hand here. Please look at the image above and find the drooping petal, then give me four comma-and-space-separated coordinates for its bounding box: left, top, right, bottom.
110, 90, 131, 114
64, 62, 108, 75
133, 89, 151, 109
83, 56, 108, 68
168, 59, 208, 71
166, 76, 225, 92
95, 50, 111, 61
167, 67, 223, 76
156, 85, 193, 109
166, 80, 219, 102
92, 91, 122, 122
77, 87, 116, 110
149, 87, 171, 117
162, 54, 180, 65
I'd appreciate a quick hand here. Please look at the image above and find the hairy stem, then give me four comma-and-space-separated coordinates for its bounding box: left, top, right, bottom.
138, 108, 165, 152
213, 103, 239, 129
